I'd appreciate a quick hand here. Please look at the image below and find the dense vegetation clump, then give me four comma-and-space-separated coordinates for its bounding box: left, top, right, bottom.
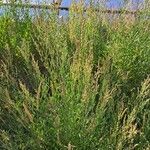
0, 2, 150, 149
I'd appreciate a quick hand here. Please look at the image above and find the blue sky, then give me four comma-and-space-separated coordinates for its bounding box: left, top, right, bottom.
2, 0, 144, 9
53, 0, 143, 16
23, 0, 143, 9
1, 0, 144, 17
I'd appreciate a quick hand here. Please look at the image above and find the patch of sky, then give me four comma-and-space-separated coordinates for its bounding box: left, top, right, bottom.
0, 0, 147, 18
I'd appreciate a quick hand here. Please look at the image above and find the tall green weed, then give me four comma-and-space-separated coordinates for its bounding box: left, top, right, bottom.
0, 2, 150, 149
